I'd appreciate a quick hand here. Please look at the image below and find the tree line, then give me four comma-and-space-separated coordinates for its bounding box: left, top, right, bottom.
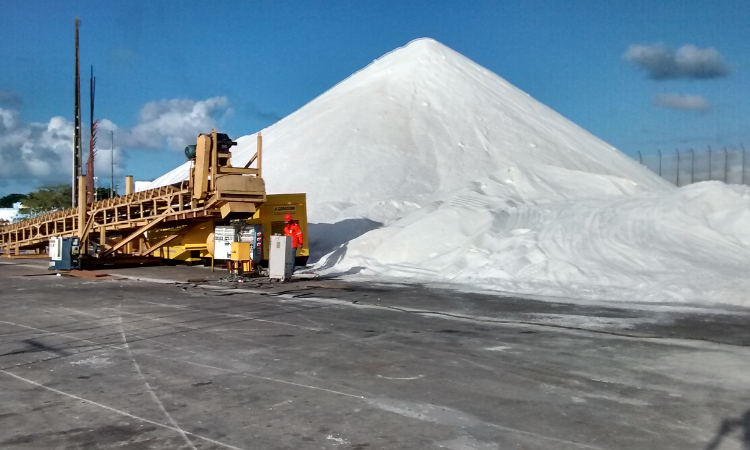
0, 185, 117, 218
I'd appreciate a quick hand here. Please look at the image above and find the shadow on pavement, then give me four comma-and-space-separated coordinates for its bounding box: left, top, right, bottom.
704, 409, 750, 450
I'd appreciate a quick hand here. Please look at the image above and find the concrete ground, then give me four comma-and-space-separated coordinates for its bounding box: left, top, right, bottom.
0, 260, 748, 450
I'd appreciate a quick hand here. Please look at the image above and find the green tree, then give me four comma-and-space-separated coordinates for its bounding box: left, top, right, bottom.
0, 193, 27, 208
18, 184, 73, 217
95, 187, 117, 200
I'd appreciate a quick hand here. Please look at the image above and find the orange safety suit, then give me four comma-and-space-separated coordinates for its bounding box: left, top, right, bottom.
284, 221, 304, 249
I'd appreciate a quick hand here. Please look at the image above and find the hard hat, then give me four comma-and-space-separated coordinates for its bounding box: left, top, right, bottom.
285, 214, 293, 222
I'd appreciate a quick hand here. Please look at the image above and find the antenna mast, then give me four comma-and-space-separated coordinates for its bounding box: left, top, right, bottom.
72, 18, 82, 207
86, 66, 97, 204
110, 131, 114, 198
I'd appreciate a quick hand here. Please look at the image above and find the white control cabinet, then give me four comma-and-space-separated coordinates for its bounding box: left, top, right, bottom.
49, 236, 63, 261
213, 226, 237, 260
269, 235, 294, 281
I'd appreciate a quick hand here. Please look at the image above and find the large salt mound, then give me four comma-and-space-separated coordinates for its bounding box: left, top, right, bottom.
147, 38, 750, 306
319, 170, 750, 306
148, 37, 669, 225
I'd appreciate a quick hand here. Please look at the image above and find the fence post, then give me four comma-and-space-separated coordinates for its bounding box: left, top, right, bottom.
675, 149, 680, 186
690, 149, 695, 184
637, 150, 642, 164
708, 145, 712, 181
658, 149, 662, 176
724, 147, 729, 184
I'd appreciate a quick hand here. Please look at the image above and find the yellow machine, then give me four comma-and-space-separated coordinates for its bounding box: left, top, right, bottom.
141, 134, 309, 267
147, 193, 309, 266
2, 127, 310, 274
0, 129, 266, 265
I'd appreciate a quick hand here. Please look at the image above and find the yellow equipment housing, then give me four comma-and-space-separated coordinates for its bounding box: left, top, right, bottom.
229, 242, 253, 274
230, 242, 251, 261
146, 193, 309, 265
148, 222, 215, 263
247, 193, 309, 263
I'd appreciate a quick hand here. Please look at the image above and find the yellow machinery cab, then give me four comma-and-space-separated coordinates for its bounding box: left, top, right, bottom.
247, 193, 309, 265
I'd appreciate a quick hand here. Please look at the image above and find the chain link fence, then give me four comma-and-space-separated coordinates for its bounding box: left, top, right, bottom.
636, 144, 747, 187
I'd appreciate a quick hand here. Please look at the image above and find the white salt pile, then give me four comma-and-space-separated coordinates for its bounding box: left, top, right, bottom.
321, 171, 750, 305
147, 38, 750, 306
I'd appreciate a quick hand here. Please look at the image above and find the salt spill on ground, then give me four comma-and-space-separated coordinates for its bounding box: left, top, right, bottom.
69, 356, 113, 368
147, 38, 750, 307
437, 436, 499, 450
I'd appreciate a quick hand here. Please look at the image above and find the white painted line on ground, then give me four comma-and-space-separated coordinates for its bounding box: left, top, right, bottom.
0, 369, 247, 450
137, 300, 323, 332
0, 319, 124, 351
142, 352, 365, 400
0, 262, 47, 269
117, 314, 198, 450
54, 306, 201, 355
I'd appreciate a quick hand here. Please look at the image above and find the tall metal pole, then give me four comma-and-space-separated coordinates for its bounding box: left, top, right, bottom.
71, 125, 75, 207
73, 18, 82, 207
86, 66, 97, 204
110, 131, 114, 198
675, 149, 680, 186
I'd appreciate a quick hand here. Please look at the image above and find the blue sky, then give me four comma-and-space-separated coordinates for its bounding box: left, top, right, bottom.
1, 0, 748, 196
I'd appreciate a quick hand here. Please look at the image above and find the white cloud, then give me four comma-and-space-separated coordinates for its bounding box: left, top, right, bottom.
106, 96, 231, 151
625, 44, 728, 80
653, 94, 711, 111
0, 109, 73, 183
0, 96, 232, 192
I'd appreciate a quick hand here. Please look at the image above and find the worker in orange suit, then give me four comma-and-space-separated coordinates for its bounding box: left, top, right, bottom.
283, 213, 303, 265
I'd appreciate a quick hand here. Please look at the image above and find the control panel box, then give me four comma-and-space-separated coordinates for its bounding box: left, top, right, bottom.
269, 235, 294, 281
49, 236, 62, 261
48, 237, 81, 271
214, 224, 263, 262
213, 226, 237, 260
243, 224, 263, 263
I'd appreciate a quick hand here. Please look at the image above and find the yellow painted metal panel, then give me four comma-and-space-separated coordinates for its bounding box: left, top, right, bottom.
193, 134, 211, 200
230, 242, 251, 261
146, 222, 214, 261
